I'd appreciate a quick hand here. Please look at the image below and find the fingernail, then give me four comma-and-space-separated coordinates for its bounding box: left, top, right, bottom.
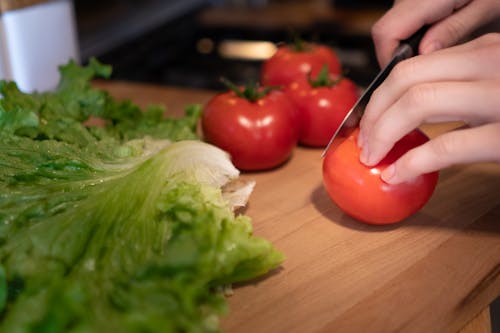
421, 41, 442, 54
381, 164, 396, 184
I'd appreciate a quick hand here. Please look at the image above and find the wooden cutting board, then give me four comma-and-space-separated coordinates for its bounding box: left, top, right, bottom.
96, 81, 500, 333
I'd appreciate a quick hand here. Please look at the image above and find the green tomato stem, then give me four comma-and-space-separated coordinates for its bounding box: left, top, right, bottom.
220, 78, 275, 103
308, 65, 342, 88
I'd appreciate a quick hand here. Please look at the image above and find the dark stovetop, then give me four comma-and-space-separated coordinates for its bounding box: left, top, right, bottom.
75, 2, 382, 91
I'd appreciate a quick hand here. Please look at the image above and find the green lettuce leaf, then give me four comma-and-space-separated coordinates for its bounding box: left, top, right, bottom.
0, 58, 200, 145
0, 59, 283, 332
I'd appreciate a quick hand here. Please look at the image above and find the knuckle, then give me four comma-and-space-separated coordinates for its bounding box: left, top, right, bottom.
371, 126, 393, 147
397, 150, 421, 177
389, 58, 418, 87
462, 39, 500, 78
443, 17, 468, 43
369, 86, 384, 106
403, 83, 436, 110
370, 21, 386, 42
429, 133, 460, 158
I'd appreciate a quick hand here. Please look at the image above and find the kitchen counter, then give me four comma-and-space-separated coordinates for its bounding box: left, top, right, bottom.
95, 80, 499, 333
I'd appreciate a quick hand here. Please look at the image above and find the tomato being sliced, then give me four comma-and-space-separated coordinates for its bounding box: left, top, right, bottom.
262, 43, 341, 87
322, 128, 439, 225
202, 83, 299, 171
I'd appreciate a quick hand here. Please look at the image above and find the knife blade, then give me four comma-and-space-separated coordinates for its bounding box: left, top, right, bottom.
321, 25, 429, 157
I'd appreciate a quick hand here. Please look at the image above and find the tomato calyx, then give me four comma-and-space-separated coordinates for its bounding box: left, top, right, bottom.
289, 33, 312, 52
308, 65, 342, 88
220, 78, 277, 103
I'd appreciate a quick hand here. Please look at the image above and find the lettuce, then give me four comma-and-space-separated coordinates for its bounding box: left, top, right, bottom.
0, 60, 283, 332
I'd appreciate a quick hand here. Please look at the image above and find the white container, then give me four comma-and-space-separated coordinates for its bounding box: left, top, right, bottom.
0, 0, 79, 92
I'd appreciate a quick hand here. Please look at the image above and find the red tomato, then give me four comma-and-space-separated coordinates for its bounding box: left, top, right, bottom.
261, 43, 341, 86
202, 89, 298, 171
322, 128, 439, 225
285, 76, 358, 147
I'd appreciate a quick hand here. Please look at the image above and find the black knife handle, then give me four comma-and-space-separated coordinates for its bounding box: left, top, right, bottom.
402, 25, 430, 54
394, 25, 430, 60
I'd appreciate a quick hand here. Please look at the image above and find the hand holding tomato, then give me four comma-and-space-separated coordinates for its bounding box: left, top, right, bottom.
202, 81, 298, 171
262, 40, 342, 87
285, 66, 358, 147
359, 34, 500, 184
322, 128, 438, 225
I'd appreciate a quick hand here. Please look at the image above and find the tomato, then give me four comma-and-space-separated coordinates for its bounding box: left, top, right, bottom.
285, 73, 358, 147
202, 86, 298, 171
322, 128, 439, 225
261, 43, 341, 86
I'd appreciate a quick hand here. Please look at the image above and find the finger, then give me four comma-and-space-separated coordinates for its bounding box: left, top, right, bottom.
429, 31, 500, 54
371, 0, 472, 66
381, 122, 500, 184
359, 35, 500, 147
420, 0, 500, 54
360, 80, 500, 166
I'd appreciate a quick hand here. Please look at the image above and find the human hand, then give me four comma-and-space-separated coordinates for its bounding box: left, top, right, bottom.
358, 33, 500, 184
372, 0, 500, 67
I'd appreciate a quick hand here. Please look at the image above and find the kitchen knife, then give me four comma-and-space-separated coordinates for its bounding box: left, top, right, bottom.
321, 25, 429, 157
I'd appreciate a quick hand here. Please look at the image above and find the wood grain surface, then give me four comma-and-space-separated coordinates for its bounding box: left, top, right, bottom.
459, 308, 492, 333
95, 80, 499, 333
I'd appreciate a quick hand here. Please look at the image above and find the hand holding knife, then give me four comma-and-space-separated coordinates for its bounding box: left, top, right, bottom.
322, 25, 429, 157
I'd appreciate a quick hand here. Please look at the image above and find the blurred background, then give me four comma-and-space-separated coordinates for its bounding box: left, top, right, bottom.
74, 0, 392, 90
